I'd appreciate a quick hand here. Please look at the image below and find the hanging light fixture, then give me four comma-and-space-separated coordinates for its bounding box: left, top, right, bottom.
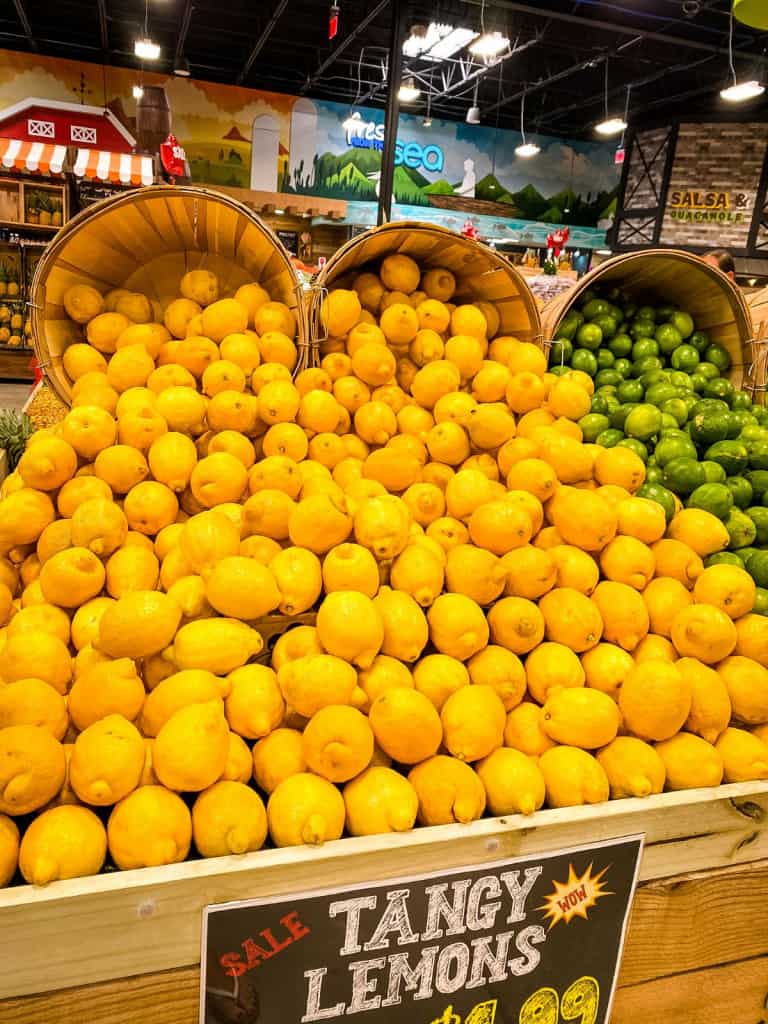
595, 61, 627, 136
515, 89, 540, 157
135, 0, 161, 60
422, 92, 433, 128
720, 6, 765, 101
466, 82, 481, 124
398, 77, 421, 102
469, 0, 509, 59
132, 84, 144, 99
173, 55, 192, 77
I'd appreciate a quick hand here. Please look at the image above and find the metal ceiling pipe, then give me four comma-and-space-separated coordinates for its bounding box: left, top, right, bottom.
301, 0, 392, 93
237, 0, 291, 85
12, 0, 37, 51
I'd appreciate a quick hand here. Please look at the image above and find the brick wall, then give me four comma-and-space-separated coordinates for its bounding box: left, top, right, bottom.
623, 127, 672, 211
659, 122, 768, 249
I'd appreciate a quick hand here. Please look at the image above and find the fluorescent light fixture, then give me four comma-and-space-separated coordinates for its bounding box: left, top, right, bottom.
427, 27, 479, 60
470, 31, 509, 59
403, 22, 448, 57
595, 116, 628, 136
720, 79, 765, 102
135, 37, 161, 60
132, 84, 144, 99
596, 248, 612, 255
398, 77, 421, 102
515, 141, 540, 158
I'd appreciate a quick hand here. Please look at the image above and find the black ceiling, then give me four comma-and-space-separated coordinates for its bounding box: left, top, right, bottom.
0, 0, 766, 139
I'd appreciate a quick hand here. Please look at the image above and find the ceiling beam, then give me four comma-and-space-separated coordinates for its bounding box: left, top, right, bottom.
12, 0, 37, 51
432, 33, 542, 101
96, 0, 109, 56
174, 0, 194, 65
460, 0, 766, 61
485, 54, 608, 115
237, 0, 290, 85
301, 0, 391, 94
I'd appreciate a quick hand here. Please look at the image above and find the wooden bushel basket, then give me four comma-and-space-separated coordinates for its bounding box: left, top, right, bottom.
540, 250, 758, 399
747, 285, 768, 405
313, 221, 542, 356
30, 185, 303, 405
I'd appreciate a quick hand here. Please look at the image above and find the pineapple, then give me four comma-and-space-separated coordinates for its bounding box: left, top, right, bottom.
0, 305, 10, 325
7, 270, 19, 299
0, 266, 8, 299
0, 409, 34, 470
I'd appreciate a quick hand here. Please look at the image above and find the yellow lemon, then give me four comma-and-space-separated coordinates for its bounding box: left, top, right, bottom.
412, 653, 469, 710
0, 813, 19, 885
220, 332, 262, 376
252, 728, 306, 793
180, 269, 219, 306
262, 422, 308, 462
192, 780, 267, 857
467, 500, 532, 556
539, 746, 609, 808
671, 603, 737, 663
590, 581, 649, 652
63, 283, 104, 323
676, 657, 731, 743
616, 496, 667, 543
141, 669, 227, 736
380, 253, 420, 292
408, 755, 486, 825
599, 535, 655, 590
167, 618, 263, 675
428, 592, 489, 660
596, 737, 666, 799
69, 714, 144, 805
651, 538, 703, 589
593, 447, 646, 492
467, 645, 526, 711
301, 705, 374, 783
368, 688, 442, 764
285, 493, 351, 554
190, 453, 248, 509
19, 805, 106, 886
525, 641, 585, 704
0, 678, 68, 739
233, 282, 270, 325
321, 289, 362, 336
715, 727, 768, 782
106, 344, 155, 394
94, 444, 149, 494
693, 563, 756, 620
87, 312, 131, 353
440, 685, 506, 762
504, 701, 555, 757
343, 766, 419, 836
549, 487, 617, 552
39, 547, 105, 609
372, 587, 429, 663
655, 733, 724, 790
0, 724, 65, 814
97, 591, 181, 659
353, 272, 385, 312
547, 378, 591, 421
203, 556, 280, 620
667, 508, 730, 557
619, 659, 692, 741
152, 701, 229, 792
7, 602, 70, 645
537, 587, 602, 652
108, 785, 191, 869
180, 508, 240, 575
642, 577, 693, 638
316, 590, 383, 670
581, 643, 635, 700
358, 656, 414, 709
542, 687, 620, 749
550, 545, 599, 595
505, 458, 557, 502
634, 633, 678, 663
61, 405, 116, 459
476, 748, 545, 816
277, 652, 363, 716
268, 772, 345, 846
717, 654, 768, 725
18, 437, 78, 492
389, 544, 444, 607
501, 545, 556, 600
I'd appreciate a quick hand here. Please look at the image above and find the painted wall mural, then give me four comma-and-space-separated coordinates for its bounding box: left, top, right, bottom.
0, 48, 619, 245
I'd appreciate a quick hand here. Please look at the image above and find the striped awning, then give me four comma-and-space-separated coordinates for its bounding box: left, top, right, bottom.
0, 139, 66, 174
73, 149, 154, 187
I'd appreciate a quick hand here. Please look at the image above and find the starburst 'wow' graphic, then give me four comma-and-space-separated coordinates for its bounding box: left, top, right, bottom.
538, 862, 612, 929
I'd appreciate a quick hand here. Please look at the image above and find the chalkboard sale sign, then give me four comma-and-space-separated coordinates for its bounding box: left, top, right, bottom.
200, 835, 642, 1024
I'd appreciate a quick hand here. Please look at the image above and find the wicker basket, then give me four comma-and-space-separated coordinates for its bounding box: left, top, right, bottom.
540, 250, 758, 398
747, 286, 768, 404
313, 221, 542, 358
30, 185, 301, 405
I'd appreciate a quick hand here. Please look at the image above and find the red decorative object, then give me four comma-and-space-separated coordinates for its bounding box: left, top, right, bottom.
329, 3, 340, 39
30, 356, 42, 384
615, 147, 626, 166
546, 226, 570, 259
0, 98, 135, 152
461, 219, 479, 240
160, 134, 186, 180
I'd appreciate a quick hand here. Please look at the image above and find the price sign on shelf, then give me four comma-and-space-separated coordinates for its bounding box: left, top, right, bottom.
200, 835, 643, 1024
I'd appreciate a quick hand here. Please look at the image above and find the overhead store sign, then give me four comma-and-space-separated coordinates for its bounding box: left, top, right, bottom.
667, 189, 752, 224
200, 835, 642, 1024
344, 112, 445, 172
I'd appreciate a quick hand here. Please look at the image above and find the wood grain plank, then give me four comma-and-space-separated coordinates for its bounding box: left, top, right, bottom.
612, 955, 768, 1024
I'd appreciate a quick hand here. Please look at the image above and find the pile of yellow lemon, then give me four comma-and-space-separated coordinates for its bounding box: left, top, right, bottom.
0, 252, 767, 890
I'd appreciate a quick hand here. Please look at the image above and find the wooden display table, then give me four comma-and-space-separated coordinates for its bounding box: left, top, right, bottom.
0, 781, 766, 1023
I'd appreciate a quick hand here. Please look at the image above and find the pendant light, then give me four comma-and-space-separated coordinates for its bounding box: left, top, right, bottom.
720, 6, 764, 101
515, 90, 539, 158
595, 61, 627, 136
135, 0, 161, 61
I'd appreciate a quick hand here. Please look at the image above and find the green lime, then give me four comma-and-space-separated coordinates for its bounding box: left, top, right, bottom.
548, 364, 570, 377
636, 482, 676, 522
610, 403, 634, 430
736, 547, 760, 566
594, 369, 623, 389
637, 305, 657, 322
644, 382, 677, 406
726, 475, 754, 509
609, 333, 633, 358
725, 508, 757, 550
689, 410, 734, 447
746, 550, 768, 588
596, 428, 624, 448
696, 362, 721, 381
663, 457, 706, 495
613, 357, 632, 379
671, 344, 700, 373
691, 398, 730, 419
656, 303, 678, 321
733, 412, 758, 432
632, 338, 660, 362
660, 413, 679, 431
645, 464, 664, 485
669, 371, 693, 389
596, 349, 615, 370
661, 398, 689, 427
599, 394, 621, 416
582, 298, 610, 320
590, 395, 609, 415
704, 440, 749, 476
578, 413, 611, 442
624, 403, 662, 441
689, 330, 710, 353
730, 390, 753, 411
686, 482, 734, 519
592, 314, 617, 340
748, 440, 768, 470
633, 356, 664, 378
617, 437, 648, 461
654, 434, 697, 466
655, 323, 683, 354
738, 424, 767, 444
700, 460, 727, 483
754, 588, 768, 615
690, 374, 708, 393
630, 320, 655, 341
549, 338, 573, 366
616, 379, 644, 404
669, 310, 694, 339
703, 343, 731, 373
747, 506, 768, 544
705, 551, 745, 568
746, 469, 768, 501
703, 378, 734, 401
608, 304, 625, 324
571, 349, 599, 376
755, 407, 768, 425
576, 322, 604, 350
